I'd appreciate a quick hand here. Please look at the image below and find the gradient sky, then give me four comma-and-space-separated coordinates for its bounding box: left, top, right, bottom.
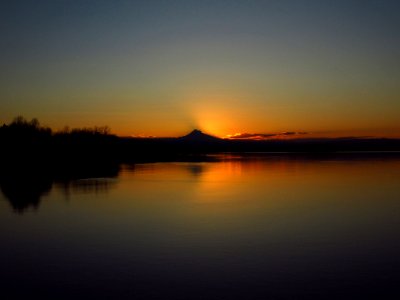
1, 0, 399, 137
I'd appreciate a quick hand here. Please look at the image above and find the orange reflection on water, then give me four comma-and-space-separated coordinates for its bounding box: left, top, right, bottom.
195, 160, 243, 203
47, 155, 400, 227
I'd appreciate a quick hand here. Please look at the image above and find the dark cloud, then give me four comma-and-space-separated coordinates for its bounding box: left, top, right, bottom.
227, 131, 308, 140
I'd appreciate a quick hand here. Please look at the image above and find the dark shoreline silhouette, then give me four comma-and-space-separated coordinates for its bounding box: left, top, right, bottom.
1, 116, 400, 163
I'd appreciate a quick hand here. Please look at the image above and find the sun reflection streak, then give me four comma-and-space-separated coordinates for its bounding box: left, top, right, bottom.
194, 161, 243, 203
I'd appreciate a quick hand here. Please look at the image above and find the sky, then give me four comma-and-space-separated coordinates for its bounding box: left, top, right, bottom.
1, 0, 399, 137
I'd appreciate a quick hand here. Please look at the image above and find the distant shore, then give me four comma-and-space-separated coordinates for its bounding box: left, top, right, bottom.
1, 117, 400, 168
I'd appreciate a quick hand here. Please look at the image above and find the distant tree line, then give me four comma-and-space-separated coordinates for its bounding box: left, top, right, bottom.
0, 116, 119, 166
0, 116, 112, 137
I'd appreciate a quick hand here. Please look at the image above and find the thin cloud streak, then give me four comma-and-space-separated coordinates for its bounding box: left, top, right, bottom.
225, 132, 308, 140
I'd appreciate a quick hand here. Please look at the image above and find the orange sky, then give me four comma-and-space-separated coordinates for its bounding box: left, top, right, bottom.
1, 1, 399, 138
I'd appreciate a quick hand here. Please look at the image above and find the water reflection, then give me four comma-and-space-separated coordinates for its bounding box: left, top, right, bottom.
0, 173, 52, 213
186, 164, 205, 177
0, 154, 400, 298
55, 178, 118, 197
1, 153, 400, 214
0, 163, 120, 214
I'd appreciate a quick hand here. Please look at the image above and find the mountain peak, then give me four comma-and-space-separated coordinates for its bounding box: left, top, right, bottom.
188, 129, 204, 136
180, 129, 220, 141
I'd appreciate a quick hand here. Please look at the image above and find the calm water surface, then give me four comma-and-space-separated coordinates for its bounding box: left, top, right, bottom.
1, 155, 400, 299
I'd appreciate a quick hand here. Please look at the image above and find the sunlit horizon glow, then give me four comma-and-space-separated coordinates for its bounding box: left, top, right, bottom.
1, 1, 399, 138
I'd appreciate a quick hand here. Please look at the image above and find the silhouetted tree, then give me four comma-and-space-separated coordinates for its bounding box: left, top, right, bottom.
4, 116, 52, 138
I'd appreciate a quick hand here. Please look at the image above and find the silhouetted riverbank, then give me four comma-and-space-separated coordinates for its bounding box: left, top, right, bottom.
1, 117, 400, 168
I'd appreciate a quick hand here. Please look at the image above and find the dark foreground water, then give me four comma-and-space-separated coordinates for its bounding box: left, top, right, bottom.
1, 154, 400, 299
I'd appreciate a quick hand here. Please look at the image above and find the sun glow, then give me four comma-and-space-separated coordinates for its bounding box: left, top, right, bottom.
198, 121, 227, 138
190, 103, 244, 138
